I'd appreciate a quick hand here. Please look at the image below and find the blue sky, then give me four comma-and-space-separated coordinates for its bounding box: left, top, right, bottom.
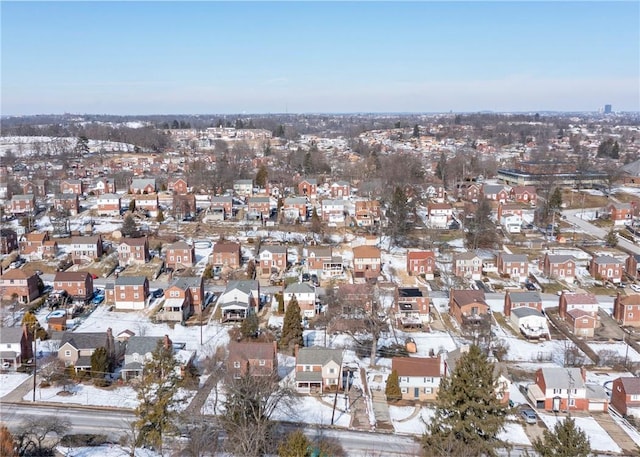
2, 1, 639, 114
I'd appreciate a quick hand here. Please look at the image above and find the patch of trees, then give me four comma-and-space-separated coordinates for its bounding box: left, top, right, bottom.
597, 138, 620, 159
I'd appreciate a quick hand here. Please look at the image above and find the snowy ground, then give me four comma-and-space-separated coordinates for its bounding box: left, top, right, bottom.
0, 372, 30, 398
57, 445, 159, 457
588, 342, 640, 363
272, 395, 352, 428
537, 413, 622, 454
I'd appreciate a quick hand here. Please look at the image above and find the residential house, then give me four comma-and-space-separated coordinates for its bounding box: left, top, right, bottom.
352, 245, 381, 280
559, 291, 600, 337
425, 184, 446, 203
120, 336, 170, 381
173, 194, 196, 218
96, 193, 121, 216
10, 194, 35, 215
611, 377, 640, 416
283, 197, 308, 222
497, 203, 524, 233
496, 253, 529, 282
57, 328, 117, 372
165, 241, 195, 270
258, 245, 288, 277
210, 196, 233, 220
541, 253, 576, 283
336, 283, 373, 317
0, 325, 32, 370
172, 276, 205, 314
284, 282, 317, 318
396, 287, 431, 328
53, 193, 80, 216
427, 202, 454, 229
321, 199, 346, 224
453, 252, 483, 281
504, 291, 543, 317
130, 178, 156, 194
60, 179, 83, 195
134, 193, 159, 217
330, 181, 350, 199
93, 178, 116, 195
168, 177, 188, 195
528, 367, 608, 412
305, 246, 343, 278
510, 185, 537, 206
626, 254, 640, 280
406, 250, 436, 279
606, 203, 633, 226
613, 293, 640, 327
20, 232, 49, 258
118, 237, 150, 266
0, 228, 18, 254
233, 179, 253, 197
590, 255, 623, 284
111, 276, 149, 311
53, 271, 93, 302
0, 269, 40, 303
392, 356, 445, 401
354, 200, 381, 227
295, 347, 343, 394
456, 182, 482, 202
298, 178, 317, 199
227, 341, 278, 378
482, 184, 510, 203
247, 196, 271, 220
157, 283, 193, 322
218, 280, 260, 322
449, 289, 489, 326
510, 307, 550, 340
210, 241, 241, 269
71, 235, 104, 264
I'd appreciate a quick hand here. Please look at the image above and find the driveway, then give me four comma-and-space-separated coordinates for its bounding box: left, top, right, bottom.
563, 208, 640, 255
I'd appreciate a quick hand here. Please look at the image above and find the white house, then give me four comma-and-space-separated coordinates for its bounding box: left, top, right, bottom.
96, 193, 121, 216
284, 282, 317, 318
501, 214, 523, 233
321, 199, 346, 224
218, 280, 260, 322
510, 307, 550, 340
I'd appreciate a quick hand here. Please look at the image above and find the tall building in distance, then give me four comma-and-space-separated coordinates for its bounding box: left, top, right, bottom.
604, 104, 612, 114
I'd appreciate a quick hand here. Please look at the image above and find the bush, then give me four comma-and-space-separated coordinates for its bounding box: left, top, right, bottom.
61, 434, 108, 447
93, 378, 110, 388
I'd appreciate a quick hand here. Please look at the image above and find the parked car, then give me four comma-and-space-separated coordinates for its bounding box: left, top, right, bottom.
631, 284, 640, 293
520, 408, 537, 425
114, 266, 125, 274
92, 294, 105, 305
152, 288, 164, 299
525, 282, 536, 291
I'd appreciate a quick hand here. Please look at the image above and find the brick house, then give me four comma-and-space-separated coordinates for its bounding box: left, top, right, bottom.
10, 194, 35, 215
218, 280, 260, 322
173, 194, 196, 218
305, 246, 343, 279
0, 269, 40, 303
295, 347, 343, 394
559, 291, 599, 337
282, 197, 308, 222
510, 185, 537, 206
53, 193, 80, 216
227, 341, 278, 378
392, 356, 445, 401
606, 203, 633, 226
427, 202, 453, 228
626, 254, 640, 280
71, 235, 104, 264
453, 252, 483, 281
406, 250, 436, 279
503, 290, 542, 317
211, 241, 241, 268
449, 289, 489, 326
541, 254, 576, 283
284, 282, 317, 318
258, 245, 288, 277
157, 283, 193, 322
168, 177, 188, 195
0, 228, 18, 254
396, 287, 431, 327
321, 199, 346, 224
233, 179, 253, 197
590, 255, 623, 284
57, 328, 117, 372
130, 178, 156, 194
172, 276, 205, 314
0, 325, 33, 370
352, 245, 381, 280
118, 237, 150, 265
482, 184, 510, 203
298, 178, 317, 199
247, 196, 271, 219
165, 241, 195, 269
210, 196, 233, 220
611, 377, 640, 416
97, 193, 121, 216
20, 232, 52, 258
60, 179, 83, 195
134, 193, 159, 217
613, 293, 640, 327
528, 367, 608, 412
354, 200, 381, 227
53, 271, 94, 302
93, 178, 116, 195
330, 181, 350, 199
456, 182, 482, 202
496, 253, 528, 282
111, 276, 149, 311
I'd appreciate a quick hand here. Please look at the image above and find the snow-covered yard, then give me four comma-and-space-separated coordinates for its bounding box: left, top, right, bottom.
538, 413, 622, 454
58, 445, 159, 457
0, 372, 30, 398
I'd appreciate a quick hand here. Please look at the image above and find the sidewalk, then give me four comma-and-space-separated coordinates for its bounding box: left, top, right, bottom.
1, 374, 36, 403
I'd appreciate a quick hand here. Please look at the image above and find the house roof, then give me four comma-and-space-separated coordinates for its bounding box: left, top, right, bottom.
307, 246, 332, 258
168, 241, 192, 250
296, 371, 323, 383
213, 242, 240, 253
296, 347, 342, 366
71, 235, 101, 245
228, 341, 276, 361
511, 307, 544, 318
593, 255, 623, 265
54, 271, 90, 282
392, 356, 441, 377
98, 193, 121, 200
455, 252, 480, 261
120, 237, 147, 247
540, 367, 585, 389
483, 184, 507, 194
509, 291, 542, 303
352, 245, 381, 258
0, 327, 24, 344
566, 308, 597, 320
225, 280, 259, 295
622, 159, 640, 177
500, 253, 528, 263
563, 293, 598, 305
172, 276, 202, 290
399, 288, 425, 299
60, 332, 109, 350
131, 178, 156, 188
115, 276, 148, 286
259, 245, 288, 255
407, 251, 435, 260
125, 336, 162, 356
547, 254, 575, 264
618, 377, 640, 395
1, 269, 35, 280
451, 289, 486, 306
285, 282, 315, 294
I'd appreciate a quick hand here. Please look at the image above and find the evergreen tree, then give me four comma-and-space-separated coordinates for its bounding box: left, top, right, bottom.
240, 312, 259, 339
386, 186, 410, 243
549, 187, 563, 212
422, 345, 507, 457
75, 136, 90, 155
435, 152, 447, 188
280, 296, 304, 350
532, 415, 591, 457
385, 369, 402, 402
121, 214, 138, 237
413, 124, 420, 138
606, 229, 618, 248
22, 311, 47, 341
90, 346, 111, 378
278, 430, 311, 457
129, 199, 136, 212
612, 140, 620, 159
255, 165, 268, 188
156, 207, 164, 223
134, 339, 181, 452
310, 207, 322, 235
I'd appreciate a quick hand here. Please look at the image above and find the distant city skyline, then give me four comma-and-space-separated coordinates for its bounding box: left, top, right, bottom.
2, 1, 638, 115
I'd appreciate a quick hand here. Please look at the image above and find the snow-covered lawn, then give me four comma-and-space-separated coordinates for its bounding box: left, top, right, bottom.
588, 342, 640, 363
538, 414, 622, 454
389, 405, 433, 434
497, 422, 532, 446
0, 372, 30, 398
272, 395, 351, 428
58, 445, 159, 457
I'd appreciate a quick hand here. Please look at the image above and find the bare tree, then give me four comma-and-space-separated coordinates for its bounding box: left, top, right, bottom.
13, 415, 71, 457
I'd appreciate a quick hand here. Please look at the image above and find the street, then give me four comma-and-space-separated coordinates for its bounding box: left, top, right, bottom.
563, 208, 640, 255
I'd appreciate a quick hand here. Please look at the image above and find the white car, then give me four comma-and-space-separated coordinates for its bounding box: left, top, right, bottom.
630, 284, 640, 293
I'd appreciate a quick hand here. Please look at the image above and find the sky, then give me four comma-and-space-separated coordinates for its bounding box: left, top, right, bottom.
1, 1, 639, 115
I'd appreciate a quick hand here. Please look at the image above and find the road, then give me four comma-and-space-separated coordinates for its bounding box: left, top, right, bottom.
563, 208, 640, 255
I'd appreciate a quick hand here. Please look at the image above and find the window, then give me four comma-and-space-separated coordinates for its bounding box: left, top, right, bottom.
401, 388, 408, 394
569, 398, 576, 407
259, 360, 266, 366
304, 365, 312, 372
134, 293, 139, 299
329, 368, 335, 374
120, 293, 125, 299
233, 361, 241, 368
424, 388, 432, 394
553, 388, 561, 395
65, 350, 71, 357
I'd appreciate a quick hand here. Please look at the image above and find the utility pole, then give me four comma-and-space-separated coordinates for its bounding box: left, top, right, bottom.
32, 326, 37, 402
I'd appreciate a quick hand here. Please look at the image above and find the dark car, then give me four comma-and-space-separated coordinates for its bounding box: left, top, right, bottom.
525, 282, 537, 291
302, 273, 311, 282
152, 288, 164, 298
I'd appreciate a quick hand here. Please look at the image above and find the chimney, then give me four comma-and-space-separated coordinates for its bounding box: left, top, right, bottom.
163, 334, 172, 350
294, 343, 299, 359
273, 340, 278, 358
580, 366, 587, 382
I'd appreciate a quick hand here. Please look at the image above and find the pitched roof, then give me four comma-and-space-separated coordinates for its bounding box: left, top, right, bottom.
399, 288, 426, 299
407, 250, 435, 260
500, 253, 528, 263
228, 341, 276, 361
511, 307, 544, 318
563, 292, 598, 305
115, 276, 148, 286
509, 291, 542, 303
125, 336, 162, 356
168, 241, 192, 250
296, 347, 342, 366
285, 282, 315, 294
547, 254, 575, 264
392, 356, 441, 377
540, 367, 585, 389
60, 331, 109, 350
54, 271, 90, 282
225, 280, 259, 295
120, 237, 147, 247
172, 276, 202, 290
352, 245, 381, 258
619, 377, 640, 395
259, 245, 288, 254
213, 242, 240, 253
1, 269, 35, 280
451, 289, 486, 306
0, 327, 24, 344
592, 255, 623, 265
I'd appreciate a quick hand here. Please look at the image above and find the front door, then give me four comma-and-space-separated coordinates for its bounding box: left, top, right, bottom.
414, 388, 419, 399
